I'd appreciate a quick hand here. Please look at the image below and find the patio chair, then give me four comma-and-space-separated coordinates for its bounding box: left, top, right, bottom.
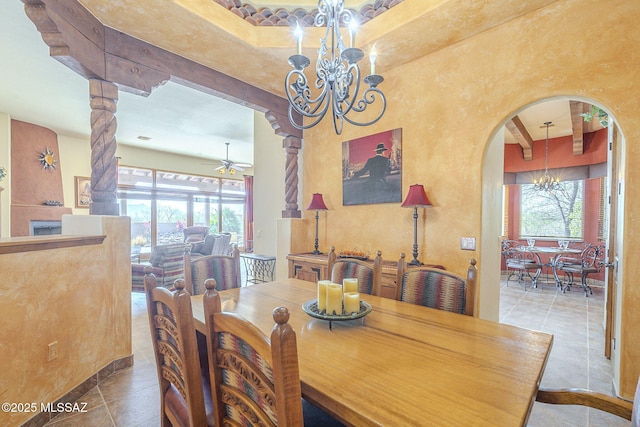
559, 243, 605, 296
501, 239, 541, 288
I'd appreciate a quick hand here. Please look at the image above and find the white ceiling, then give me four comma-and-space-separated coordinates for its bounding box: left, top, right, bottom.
0, 1, 255, 165
503, 98, 603, 144
0, 1, 603, 166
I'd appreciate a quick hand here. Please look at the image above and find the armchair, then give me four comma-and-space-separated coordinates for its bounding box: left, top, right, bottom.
183, 226, 209, 243
190, 232, 232, 259
131, 243, 187, 291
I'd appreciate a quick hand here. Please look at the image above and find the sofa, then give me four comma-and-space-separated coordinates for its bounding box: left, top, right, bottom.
131, 243, 187, 291
189, 232, 232, 258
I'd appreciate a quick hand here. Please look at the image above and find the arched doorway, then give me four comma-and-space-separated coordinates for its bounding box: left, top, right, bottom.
480, 96, 626, 403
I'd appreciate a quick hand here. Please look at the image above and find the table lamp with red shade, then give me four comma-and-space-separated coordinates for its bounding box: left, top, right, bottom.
401, 184, 432, 266
307, 193, 328, 255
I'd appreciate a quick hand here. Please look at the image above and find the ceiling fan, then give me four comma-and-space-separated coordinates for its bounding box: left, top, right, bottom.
214, 142, 252, 175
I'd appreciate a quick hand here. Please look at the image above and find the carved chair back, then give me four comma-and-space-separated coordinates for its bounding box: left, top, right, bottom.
396, 255, 478, 316
202, 282, 304, 426
144, 272, 211, 426
327, 246, 383, 296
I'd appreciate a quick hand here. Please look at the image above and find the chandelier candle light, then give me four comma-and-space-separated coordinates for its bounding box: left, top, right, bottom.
534, 121, 560, 192
401, 184, 433, 266
307, 193, 328, 255
285, 0, 386, 134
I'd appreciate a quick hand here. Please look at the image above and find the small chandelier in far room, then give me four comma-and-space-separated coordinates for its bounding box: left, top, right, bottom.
285, 0, 386, 135
533, 121, 560, 192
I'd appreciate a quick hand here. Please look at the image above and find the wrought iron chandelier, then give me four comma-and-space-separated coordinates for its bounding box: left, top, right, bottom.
285, 0, 386, 135
533, 121, 560, 192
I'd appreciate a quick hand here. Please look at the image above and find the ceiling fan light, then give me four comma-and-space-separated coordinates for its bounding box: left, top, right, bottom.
229, 168, 236, 175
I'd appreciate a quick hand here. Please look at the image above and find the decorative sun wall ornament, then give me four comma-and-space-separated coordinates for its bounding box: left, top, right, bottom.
38, 147, 57, 170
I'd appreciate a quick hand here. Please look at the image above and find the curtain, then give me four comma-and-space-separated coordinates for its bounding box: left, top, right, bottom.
244, 175, 254, 253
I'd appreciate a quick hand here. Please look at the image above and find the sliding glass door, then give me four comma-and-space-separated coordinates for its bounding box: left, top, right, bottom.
118, 166, 246, 253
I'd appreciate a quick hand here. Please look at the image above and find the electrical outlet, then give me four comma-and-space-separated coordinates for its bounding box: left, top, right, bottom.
461, 237, 476, 251
48, 341, 58, 361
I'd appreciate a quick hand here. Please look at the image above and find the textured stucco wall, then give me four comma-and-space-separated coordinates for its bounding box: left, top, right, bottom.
0, 216, 132, 426
298, 0, 640, 398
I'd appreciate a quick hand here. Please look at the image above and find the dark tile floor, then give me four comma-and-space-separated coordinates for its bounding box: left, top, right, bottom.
43, 275, 628, 426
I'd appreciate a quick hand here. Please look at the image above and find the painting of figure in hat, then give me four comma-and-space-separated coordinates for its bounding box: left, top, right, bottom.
342, 128, 402, 205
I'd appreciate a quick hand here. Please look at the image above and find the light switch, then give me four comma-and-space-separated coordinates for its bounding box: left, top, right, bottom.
461, 237, 476, 251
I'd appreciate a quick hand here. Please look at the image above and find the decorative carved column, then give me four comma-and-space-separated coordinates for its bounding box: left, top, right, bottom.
89, 79, 119, 215
282, 135, 302, 218
265, 111, 303, 219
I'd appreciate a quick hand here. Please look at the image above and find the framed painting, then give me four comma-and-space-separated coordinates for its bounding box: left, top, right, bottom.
75, 176, 92, 208
342, 128, 402, 205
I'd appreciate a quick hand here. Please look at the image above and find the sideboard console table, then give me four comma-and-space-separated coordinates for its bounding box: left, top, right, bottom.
287, 252, 444, 299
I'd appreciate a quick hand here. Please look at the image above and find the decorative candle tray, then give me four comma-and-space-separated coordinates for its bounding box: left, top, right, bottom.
338, 254, 369, 260
302, 299, 373, 321
338, 250, 369, 260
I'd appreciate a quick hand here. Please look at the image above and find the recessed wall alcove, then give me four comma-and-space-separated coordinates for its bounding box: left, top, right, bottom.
10, 120, 71, 236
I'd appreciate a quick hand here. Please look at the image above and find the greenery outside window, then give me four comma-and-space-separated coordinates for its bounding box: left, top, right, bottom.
118, 166, 245, 252
520, 180, 584, 239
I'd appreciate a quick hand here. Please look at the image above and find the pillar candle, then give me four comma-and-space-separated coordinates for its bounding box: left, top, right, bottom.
317, 280, 331, 311
370, 46, 377, 75
326, 283, 343, 315
343, 278, 358, 294
344, 292, 360, 314
294, 23, 303, 55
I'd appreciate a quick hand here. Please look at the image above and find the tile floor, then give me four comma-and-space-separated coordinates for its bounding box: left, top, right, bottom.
501, 275, 628, 427
42, 276, 628, 426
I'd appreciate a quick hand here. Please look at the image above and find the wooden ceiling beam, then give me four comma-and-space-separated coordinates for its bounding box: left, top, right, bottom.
505, 115, 534, 160
21, 0, 301, 138
570, 101, 584, 155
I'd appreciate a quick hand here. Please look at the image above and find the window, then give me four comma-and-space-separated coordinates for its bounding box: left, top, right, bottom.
520, 180, 584, 239
118, 166, 245, 251
156, 198, 187, 244
125, 197, 151, 256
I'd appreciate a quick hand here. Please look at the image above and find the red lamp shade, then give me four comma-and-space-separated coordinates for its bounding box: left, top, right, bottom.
307, 193, 328, 210
401, 184, 432, 208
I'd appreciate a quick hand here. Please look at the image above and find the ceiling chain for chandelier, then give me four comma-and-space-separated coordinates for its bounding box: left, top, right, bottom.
533, 121, 561, 192
285, 0, 386, 135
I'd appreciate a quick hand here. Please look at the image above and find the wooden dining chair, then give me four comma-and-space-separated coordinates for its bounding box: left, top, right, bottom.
184, 244, 241, 295
396, 255, 478, 316
143, 271, 214, 426
536, 375, 639, 426
327, 246, 383, 296
202, 280, 344, 426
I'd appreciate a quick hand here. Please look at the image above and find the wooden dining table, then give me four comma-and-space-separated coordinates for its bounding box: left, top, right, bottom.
191, 278, 553, 426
